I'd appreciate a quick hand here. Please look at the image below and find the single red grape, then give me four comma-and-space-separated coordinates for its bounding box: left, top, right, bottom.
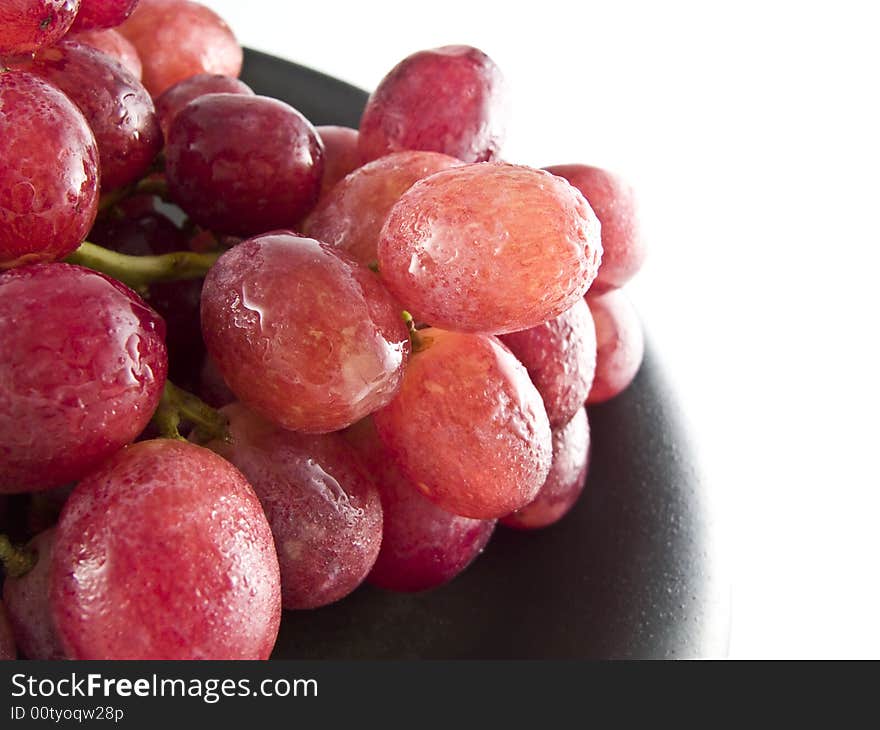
304, 150, 462, 268
154, 72, 253, 138
378, 162, 603, 334
0, 71, 99, 269
346, 418, 496, 592
0, 264, 168, 493
69, 27, 142, 78
501, 407, 590, 530
207, 404, 383, 610
545, 164, 645, 292
359, 45, 508, 164
166, 93, 323, 236
587, 289, 645, 403
3, 528, 66, 659
51, 439, 281, 660
499, 298, 596, 427
70, 0, 139, 31
316, 125, 361, 196
0, 0, 80, 56
374, 328, 552, 519
18, 40, 161, 192
117, 0, 241, 96
201, 233, 410, 433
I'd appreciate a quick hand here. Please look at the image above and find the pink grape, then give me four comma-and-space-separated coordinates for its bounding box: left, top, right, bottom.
117, 0, 241, 96
545, 164, 645, 292
207, 403, 383, 610
154, 72, 253, 138
0, 601, 14, 659
0, 264, 167, 493
51, 440, 281, 660
20, 40, 162, 191
201, 233, 410, 433
378, 162, 603, 334
587, 289, 645, 403
347, 418, 496, 592
304, 150, 462, 268
69, 27, 141, 78
0, 1, 80, 56
316, 125, 361, 196
501, 407, 590, 530
0, 71, 99, 269
373, 328, 552, 519
359, 45, 508, 163
3, 528, 66, 659
70, 0, 139, 31
499, 298, 596, 427
166, 93, 323, 236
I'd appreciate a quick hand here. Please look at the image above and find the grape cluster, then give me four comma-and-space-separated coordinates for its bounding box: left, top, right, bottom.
0, 0, 646, 660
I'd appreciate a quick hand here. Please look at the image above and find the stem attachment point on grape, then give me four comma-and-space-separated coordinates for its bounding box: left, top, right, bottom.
0, 534, 36, 578
402, 311, 433, 353
152, 381, 230, 443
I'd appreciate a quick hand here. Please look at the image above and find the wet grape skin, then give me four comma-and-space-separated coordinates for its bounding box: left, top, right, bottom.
378, 162, 603, 334
0, 71, 99, 269
373, 328, 552, 520
499, 298, 597, 427
200, 233, 410, 433
0, 264, 168, 493
207, 404, 383, 610
0, 0, 80, 56
70, 0, 139, 31
51, 440, 282, 660
315, 125, 361, 197
347, 418, 496, 592
70, 27, 142, 78
154, 72, 253, 139
501, 407, 590, 530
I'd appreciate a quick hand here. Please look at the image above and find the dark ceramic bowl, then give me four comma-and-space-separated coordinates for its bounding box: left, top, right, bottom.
240, 48, 730, 659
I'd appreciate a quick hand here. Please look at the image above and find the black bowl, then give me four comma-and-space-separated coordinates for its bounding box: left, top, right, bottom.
240, 48, 730, 659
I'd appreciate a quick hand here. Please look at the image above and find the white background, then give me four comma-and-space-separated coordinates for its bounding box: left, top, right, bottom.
200, 0, 880, 658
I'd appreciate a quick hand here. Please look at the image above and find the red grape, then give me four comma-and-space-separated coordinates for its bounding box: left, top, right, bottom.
501, 407, 590, 530
0, 0, 80, 56
499, 298, 596, 427
373, 328, 552, 519
70, 0, 139, 31
378, 162, 603, 334
359, 45, 508, 164
69, 27, 142, 78
207, 404, 383, 610
316, 125, 360, 196
0, 264, 168, 493
117, 0, 242, 96
18, 40, 161, 192
304, 150, 462, 268
201, 233, 410, 433
154, 72, 253, 138
0, 71, 99, 269
346, 418, 496, 592
587, 289, 645, 403
3, 528, 66, 659
545, 164, 645, 292
166, 93, 323, 236
51, 439, 281, 660
0, 601, 14, 659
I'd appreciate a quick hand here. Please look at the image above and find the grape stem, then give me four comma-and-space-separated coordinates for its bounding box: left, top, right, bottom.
0, 535, 36, 578
152, 381, 229, 443
402, 311, 433, 353
65, 241, 221, 294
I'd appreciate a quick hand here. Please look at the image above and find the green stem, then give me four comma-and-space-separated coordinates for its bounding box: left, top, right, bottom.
0, 535, 36, 578
65, 241, 221, 293
402, 311, 433, 353
152, 381, 229, 443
